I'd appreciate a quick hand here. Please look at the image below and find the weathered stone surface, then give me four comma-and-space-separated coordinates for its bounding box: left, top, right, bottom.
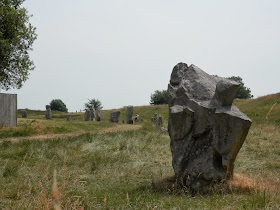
96, 108, 101, 121
215, 80, 240, 106
0, 93, 17, 126
45, 108, 51, 119
21, 110, 27, 118
84, 109, 90, 121
110, 111, 120, 123
90, 109, 95, 121
67, 113, 71, 121
158, 115, 163, 126
126, 106, 133, 124
167, 62, 251, 191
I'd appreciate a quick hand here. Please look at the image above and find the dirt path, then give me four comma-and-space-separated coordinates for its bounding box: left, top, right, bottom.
1, 124, 142, 143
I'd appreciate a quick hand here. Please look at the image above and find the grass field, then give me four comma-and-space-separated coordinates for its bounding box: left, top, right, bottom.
0, 94, 280, 209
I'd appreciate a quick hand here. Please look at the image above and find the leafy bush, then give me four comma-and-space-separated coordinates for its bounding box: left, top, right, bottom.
49, 99, 68, 112
150, 90, 167, 105
85, 99, 103, 110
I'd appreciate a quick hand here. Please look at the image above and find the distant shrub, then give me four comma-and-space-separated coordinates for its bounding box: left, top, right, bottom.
85, 98, 103, 110
150, 90, 167, 105
49, 99, 68, 112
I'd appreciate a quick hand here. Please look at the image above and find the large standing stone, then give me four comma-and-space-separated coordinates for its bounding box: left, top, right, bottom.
126, 106, 133, 124
110, 111, 120, 123
45, 108, 51, 119
21, 110, 27, 118
84, 109, 90, 121
0, 93, 17, 126
90, 108, 95, 121
96, 108, 101, 121
167, 62, 251, 191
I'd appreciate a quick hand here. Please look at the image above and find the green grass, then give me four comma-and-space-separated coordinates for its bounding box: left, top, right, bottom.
0, 94, 280, 209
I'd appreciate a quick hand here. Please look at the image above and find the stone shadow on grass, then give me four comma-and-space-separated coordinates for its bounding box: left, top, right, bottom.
148, 174, 256, 196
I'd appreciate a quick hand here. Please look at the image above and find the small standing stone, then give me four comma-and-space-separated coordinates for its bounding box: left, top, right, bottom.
96, 108, 101, 121
21, 110, 27, 118
110, 111, 120, 123
45, 108, 51, 119
84, 109, 90, 121
126, 106, 133, 124
151, 117, 154, 122
67, 113, 71, 121
90, 108, 95, 121
158, 115, 163, 126
154, 113, 158, 123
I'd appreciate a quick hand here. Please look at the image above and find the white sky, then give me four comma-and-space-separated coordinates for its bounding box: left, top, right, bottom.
3, 0, 280, 111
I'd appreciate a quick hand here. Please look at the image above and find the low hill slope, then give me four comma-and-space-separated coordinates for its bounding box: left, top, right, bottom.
234, 92, 280, 125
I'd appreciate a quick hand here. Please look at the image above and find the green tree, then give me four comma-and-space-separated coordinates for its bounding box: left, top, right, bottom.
227, 76, 253, 99
49, 99, 68, 112
150, 90, 167, 105
85, 98, 103, 110
0, 0, 37, 90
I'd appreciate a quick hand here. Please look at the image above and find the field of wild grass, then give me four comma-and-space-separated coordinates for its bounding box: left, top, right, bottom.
0, 94, 280, 209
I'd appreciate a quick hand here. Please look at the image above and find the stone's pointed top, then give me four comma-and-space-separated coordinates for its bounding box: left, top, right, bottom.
176, 62, 188, 69
215, 79, 240, 106
170, 63, 188, 86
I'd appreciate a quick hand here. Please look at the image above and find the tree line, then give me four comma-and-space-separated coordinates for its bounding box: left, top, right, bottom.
46, 98, 103, 113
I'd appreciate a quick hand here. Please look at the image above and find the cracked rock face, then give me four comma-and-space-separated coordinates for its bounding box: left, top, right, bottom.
167, 63, 251, 190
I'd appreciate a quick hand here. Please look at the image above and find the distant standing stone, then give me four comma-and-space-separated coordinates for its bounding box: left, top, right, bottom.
67, 113, 71, 121
158, 115, 163, 126
96, 108, 101, 121
110, 111, 120, 123
126, 106, 133, 124
154, 113, 158, 123
45, 108, 51, 119
21, 110, 27, 118
90, 108, 95, 121
151, 117, 154, 122
84, 109, 90, 121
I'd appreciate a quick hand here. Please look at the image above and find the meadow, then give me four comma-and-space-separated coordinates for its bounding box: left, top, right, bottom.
0, 94, 280, 209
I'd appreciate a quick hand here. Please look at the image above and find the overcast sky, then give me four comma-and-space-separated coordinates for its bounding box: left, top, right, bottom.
3, 0, 280, 111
